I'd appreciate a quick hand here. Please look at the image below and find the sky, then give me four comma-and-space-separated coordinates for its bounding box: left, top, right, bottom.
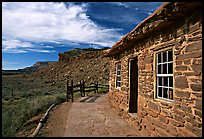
2, 2, 163, 70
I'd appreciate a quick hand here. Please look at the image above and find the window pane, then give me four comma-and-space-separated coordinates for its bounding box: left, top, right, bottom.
163, 51, 167, 62
169, 88, 173, 100
158, 65, 161, 74
158, 87, 162, 97
117, 64, 121, 70
163, 64, 167, 74
158, 77, 162, 86
117, 76, 121, 81
117, 70, 120, 75
164, 77, 168, 87
158, 53, 161, 63
168, 50, 172, 62
116, 82, 119, 87
169, 76, 173, 87
116, 81, 121, 87
168, 63, 173, 74
118, 82, 121, 87
163, 88, 168, 99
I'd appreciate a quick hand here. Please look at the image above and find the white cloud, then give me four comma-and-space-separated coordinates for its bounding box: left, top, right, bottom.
2, 61, 21, 70
26, 49, 56, 53
2, 39, 55, 53
107, 2, 129, 8
3, 61, 20, 65
2, 2, 123, 53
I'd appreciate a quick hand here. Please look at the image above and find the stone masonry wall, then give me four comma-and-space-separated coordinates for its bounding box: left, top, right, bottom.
108, 9, 202, 137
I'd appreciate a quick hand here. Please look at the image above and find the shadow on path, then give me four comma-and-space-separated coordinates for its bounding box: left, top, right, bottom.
79, 92, 108, 103
80, 95, 100, 103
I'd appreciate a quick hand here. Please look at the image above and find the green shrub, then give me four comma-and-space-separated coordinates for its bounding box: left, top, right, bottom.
98, 86, 109, 93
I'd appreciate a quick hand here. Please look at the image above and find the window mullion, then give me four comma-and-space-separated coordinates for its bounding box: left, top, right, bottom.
162, 77, 163, 98
167, 51, 168, 74
157, 54, 158, 74
161, 52, 163, 74
168, 77, 169, 99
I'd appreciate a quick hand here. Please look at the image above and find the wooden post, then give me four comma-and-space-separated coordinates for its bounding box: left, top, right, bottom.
71, 79, 74, 102
80, 80, 82, 97
83, 80, 85, 97
66, 77, 69, 102
96, 81, 98, 93
11, 89, 14, 98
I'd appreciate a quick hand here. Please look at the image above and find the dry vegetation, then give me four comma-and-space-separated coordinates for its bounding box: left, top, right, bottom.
2, 48, 110, 137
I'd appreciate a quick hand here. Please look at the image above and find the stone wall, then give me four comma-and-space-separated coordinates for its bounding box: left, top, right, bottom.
108, 8, 202, 137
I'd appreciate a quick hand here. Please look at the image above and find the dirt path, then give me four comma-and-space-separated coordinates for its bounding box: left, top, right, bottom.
64, 93, 141, 137
39, 93, 141, 137
38, 102, 72, 137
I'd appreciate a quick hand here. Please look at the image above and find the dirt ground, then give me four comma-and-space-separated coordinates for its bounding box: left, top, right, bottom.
38, 102, 73, 137
38, 93, 141, 137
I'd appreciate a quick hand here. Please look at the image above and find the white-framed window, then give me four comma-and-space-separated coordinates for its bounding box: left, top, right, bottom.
116, 63, 121, 88
156, 49, 173, 100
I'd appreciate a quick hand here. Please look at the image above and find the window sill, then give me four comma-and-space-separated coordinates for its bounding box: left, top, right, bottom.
116, 87, 121, 90
128, 113, 137, 119
154, 98, 173, 107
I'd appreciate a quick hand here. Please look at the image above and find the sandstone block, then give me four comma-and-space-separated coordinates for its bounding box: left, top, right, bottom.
144, 57, 153, 64
148, 101, 160, 113
185, 122, 194, 132
174, 114, 185, 123
178, 127, 197, 137
150, 131, 160, 137
165, 123, 178, 136
194, 109, 202, 118
183, 71, 201, 76
153, 118, 166, 130
142, 118, 155, 131
194, 98, 202, 109
189, 118, 200, 127
174, 50, 181, 55
175, 66, 188, 71
184, 60, 191, 65
161, 108, 173, 118
190, 83, 202, 91
174, 72, 182, 76
175, 76, 189, 89
192, 92, 202, 97
192, 126, 202, 137
158, 115, 168, 124
156, 128, 174, 137
139, 125, 151, 137
145, 115, 155, 125
138, 96, 147, 107
185, 112, 195, 119
169, 118, 184, 127
147, 108, 159, 118
192, 58, 202, 64
191, 64, 202, 72
180, 105, 192, 113
175, 91, 190, 98
185, 41, 202, 52
176, 51, 202, 60
173, 109, 185, 117
145, 64, 152, 71
190, 78, 202, 84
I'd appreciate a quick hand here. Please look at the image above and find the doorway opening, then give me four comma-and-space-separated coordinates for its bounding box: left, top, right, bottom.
129, 57, 138, 113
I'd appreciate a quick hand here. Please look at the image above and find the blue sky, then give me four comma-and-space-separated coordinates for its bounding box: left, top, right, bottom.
2, 2, 163, 70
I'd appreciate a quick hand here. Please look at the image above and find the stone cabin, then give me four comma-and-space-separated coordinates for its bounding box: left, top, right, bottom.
106, 2, 202, 137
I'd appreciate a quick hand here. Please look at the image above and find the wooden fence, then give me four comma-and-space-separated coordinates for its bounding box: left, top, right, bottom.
66, 78, 109, 102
